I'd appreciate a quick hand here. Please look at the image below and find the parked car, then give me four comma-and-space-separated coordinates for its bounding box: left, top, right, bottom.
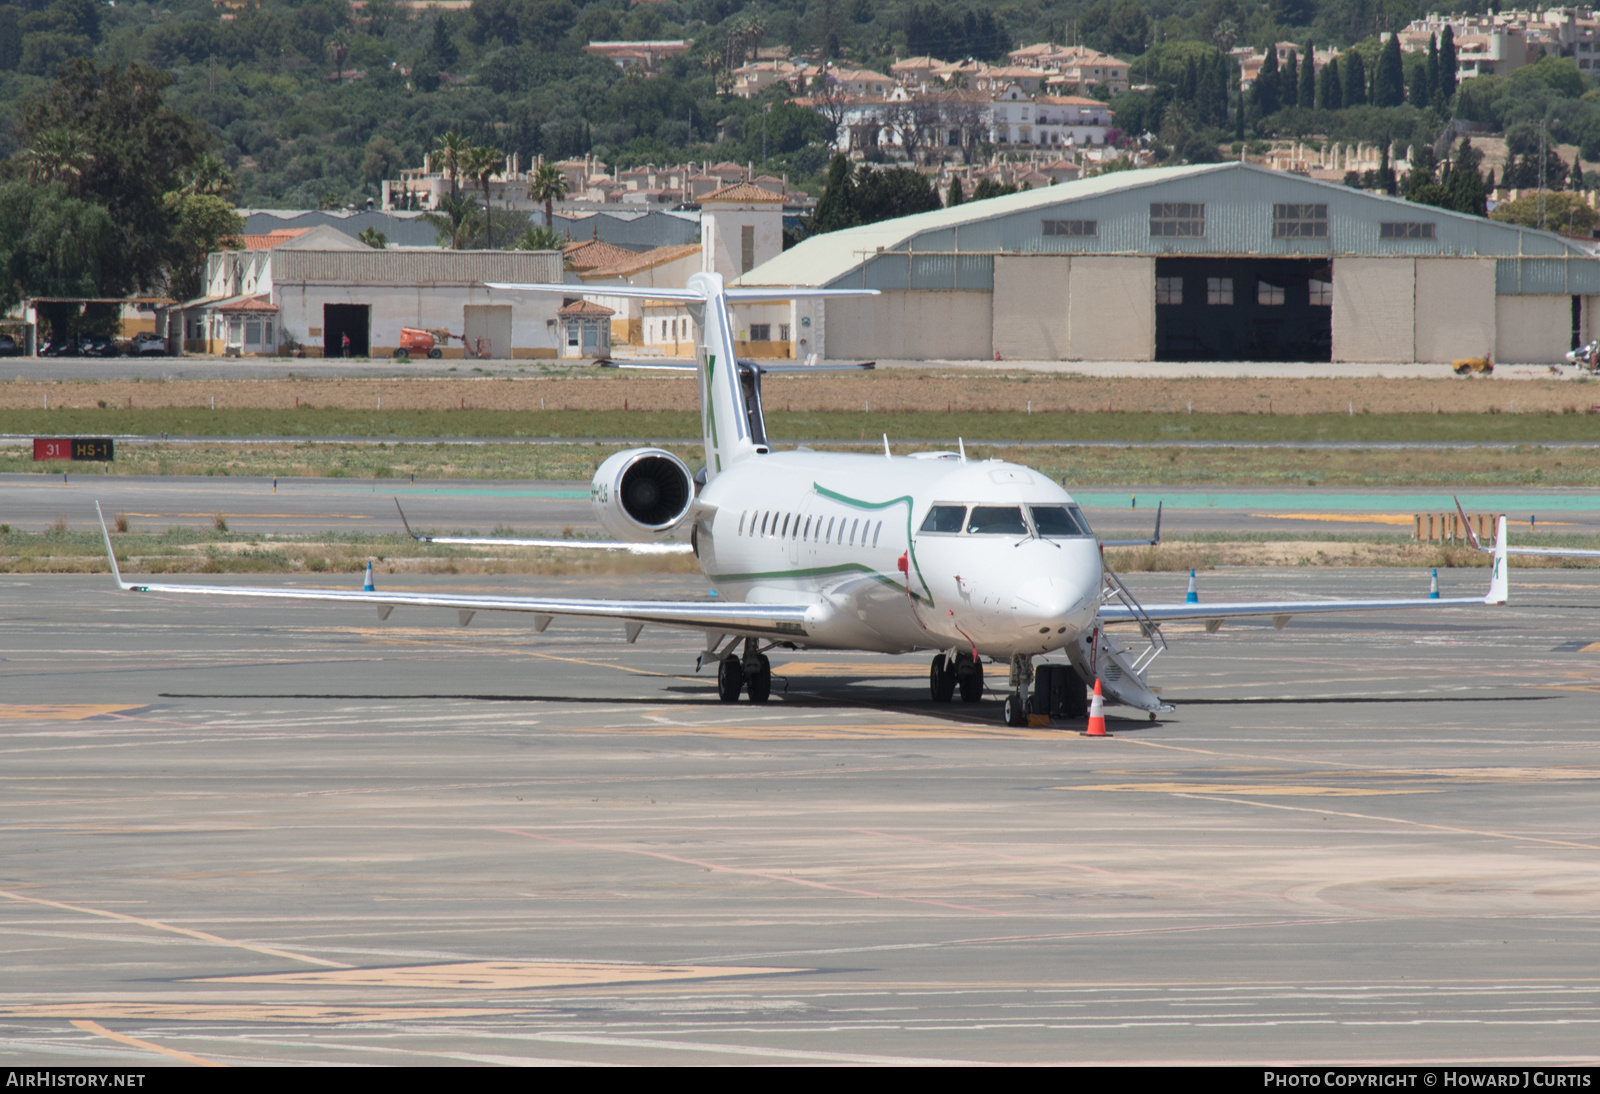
0, 333, 20, 357
130, 332, 168, 356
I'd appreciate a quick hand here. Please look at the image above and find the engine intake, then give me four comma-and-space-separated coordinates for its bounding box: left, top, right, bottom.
591, 448, 694, 541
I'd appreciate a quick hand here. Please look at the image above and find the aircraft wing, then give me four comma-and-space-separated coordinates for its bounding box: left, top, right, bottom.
97, 505, 803, 639
1101, 516, 1509, 625
393, 501, 693, 554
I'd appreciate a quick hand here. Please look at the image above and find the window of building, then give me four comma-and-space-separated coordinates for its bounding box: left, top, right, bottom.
749, 323, 771, 341
1380, 221, 1436, 239
1043, 219, 1098, 237
1257, 282, 1285, 306
779, 323, 790, 342
741, 224, 755, 273
1207, 277, 1234, 305
1150, 202, 1205, 237
1272, 203, 1328, 238
1309, 278, 1333, 306
1156, 277, 1183, 305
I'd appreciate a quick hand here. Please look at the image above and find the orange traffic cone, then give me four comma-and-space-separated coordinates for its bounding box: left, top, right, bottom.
1085, 679, 1107, 737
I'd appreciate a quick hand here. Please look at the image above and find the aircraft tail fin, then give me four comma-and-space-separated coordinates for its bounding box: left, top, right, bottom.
1486, 514, 1509, 605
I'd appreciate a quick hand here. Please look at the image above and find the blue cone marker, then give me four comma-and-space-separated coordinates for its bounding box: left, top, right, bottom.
363, 560, 375, 592
1185, 568, 1198, 604
1430, 568, 1439, 599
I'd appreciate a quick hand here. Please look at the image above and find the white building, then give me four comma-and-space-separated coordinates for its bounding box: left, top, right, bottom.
184, 246, 564, 359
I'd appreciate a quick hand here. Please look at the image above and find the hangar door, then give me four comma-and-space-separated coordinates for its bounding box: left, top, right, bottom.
463, 305, 512, 359
323, 304, 370, 358
1155, 258, 1331, 362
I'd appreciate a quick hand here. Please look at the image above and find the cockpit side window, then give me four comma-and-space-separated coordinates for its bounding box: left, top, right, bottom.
967, 506, 1028, 535
918, 505, 966, 533
1030, 505, 1092, 537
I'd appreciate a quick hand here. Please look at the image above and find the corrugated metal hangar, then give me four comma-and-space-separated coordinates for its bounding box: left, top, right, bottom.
742, 162, 1600, 364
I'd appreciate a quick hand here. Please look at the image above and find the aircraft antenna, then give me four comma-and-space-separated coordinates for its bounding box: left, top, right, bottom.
883, 433, 891, 458
958, 437, 967, 462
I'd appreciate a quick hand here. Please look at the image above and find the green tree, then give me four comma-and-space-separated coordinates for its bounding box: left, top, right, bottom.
1298, 41, 1316, 109
1317, 54, 1341, 110
510, 224, 564, 251
359, 227, 388, 248
946, 177, 963, 207
433, 130, 470, 199
162, 191, 244, 302
808, 153, 857, 234
1374, 34, 1405, 108
1255, 45, 1281, 117
13, 59, 207, 295
1489, 190, 1594, 232
0, 179, 116, 311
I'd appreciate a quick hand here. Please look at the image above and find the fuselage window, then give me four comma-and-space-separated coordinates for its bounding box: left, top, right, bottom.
1069, 505, 1094, 537
967, 506, 1028, 535
738, 511, 746, 535
827, 517, 835, 543
919, 505, 965, 533
850, 518, 859, 546
781, 514, 790, 538
760, 512, 769, 536
803, 516, 811, 539
872, 521, 882, 547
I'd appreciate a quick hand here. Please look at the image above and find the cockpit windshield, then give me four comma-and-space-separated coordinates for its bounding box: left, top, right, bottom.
966, 506, 1028, 535
1030, 505, 1094, 537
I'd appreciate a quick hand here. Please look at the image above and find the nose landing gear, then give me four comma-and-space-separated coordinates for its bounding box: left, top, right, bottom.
1003, 653, 1032, 727
717, 638, 772, 703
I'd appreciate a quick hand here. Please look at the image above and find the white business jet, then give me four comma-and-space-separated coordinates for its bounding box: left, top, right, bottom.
95, 271, 1510, 726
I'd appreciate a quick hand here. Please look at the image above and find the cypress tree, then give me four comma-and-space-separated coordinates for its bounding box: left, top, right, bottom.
1217, 52, 1233, 128
1256, 45, 1281, 117
811, 154, 858, 233
1318, 55, 1341, 110
1284, 49, 1299, 110
1440, 27, 1458, 99
1343, 50, 1368, 108
1234, 60, 1246, 138
1374, 34, 1405, 107
1299, 41, 1316, 108
946, 177, 963, 206
1426, 34, 1440, 106
1409, 47, 1433, 106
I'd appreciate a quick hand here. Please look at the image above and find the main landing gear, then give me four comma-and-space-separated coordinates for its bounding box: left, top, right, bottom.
931, 651, 1089, 727
929, 651, 983, 704
717, 638, 772, 703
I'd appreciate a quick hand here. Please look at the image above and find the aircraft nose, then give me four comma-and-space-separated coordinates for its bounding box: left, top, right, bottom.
1013, 569, 1099, 633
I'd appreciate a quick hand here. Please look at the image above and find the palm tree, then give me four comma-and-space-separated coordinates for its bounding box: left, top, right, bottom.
531, 162, 569, 229
181, 152, 235, 197
422, 192, 483, 249
433, 130, 470, 199
462, 143, 504, 249
18, 128, 92, 192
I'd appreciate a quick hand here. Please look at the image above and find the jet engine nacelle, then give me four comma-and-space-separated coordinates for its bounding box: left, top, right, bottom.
590, 448, 695, 542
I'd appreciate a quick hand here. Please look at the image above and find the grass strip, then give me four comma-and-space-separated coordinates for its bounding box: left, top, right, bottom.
6, 407, 1600, 443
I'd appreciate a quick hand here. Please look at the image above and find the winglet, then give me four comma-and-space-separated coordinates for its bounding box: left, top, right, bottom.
394, 498, 430, 543
1454, 496, 1486, 552
95, 502, 132, 591
1151, 501, 1163, 546
1486, 514, 1509, 605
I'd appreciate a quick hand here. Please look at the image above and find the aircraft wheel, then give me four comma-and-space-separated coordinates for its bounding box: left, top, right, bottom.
929, 654, 956, 703
746, 654, 772, 703
1062, 675, 1089, 719
1002, 692, 1028, 727
717, 656, 744, 702
957, 658, 983, 703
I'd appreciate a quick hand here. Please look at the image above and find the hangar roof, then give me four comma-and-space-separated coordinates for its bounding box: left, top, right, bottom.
740, 162, 1600, 294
